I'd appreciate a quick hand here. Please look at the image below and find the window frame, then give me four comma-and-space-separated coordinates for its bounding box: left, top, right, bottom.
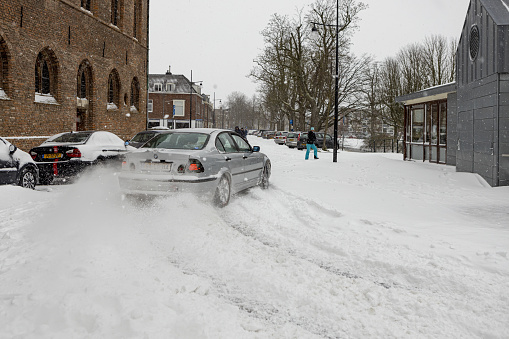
173, 99, 185, 117
107, 70, 120, 108
130, 77, 140, 111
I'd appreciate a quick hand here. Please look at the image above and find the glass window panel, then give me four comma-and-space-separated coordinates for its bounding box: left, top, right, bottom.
430, 104, 438, 145
217, 133, 237, 153
411, 108, 424, 142
231, 134, 251, 152
439, 102, 447, 145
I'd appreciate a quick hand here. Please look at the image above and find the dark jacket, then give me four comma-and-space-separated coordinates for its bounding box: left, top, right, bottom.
307, 130, 316, 144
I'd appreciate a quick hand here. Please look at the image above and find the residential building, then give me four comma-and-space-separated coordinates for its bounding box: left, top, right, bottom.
0, 0, 148, 150
148, 68, 212, 129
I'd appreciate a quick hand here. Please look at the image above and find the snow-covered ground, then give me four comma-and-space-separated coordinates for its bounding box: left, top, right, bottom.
1, 135, 508, 338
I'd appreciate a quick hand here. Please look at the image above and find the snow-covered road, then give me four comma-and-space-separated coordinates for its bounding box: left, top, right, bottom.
1, 136, 508, 338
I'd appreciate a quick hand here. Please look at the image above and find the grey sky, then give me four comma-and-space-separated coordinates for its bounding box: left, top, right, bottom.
149, 0, 470, 103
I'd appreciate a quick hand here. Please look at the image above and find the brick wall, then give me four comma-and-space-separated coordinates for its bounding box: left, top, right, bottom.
0, 0, 148, 151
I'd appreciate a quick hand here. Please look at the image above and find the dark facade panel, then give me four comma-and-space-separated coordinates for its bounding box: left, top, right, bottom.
447, 93, 458, 165
498, 26, 509, 73
474, 116, 495, 130
456, 157, 474, 172
473, 160, 495, 185
475, 106, 496, 119
500, 118, 509, 142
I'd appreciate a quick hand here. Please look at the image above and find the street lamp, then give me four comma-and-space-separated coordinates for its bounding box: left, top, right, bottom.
213, 92, 222, 128
311, 0, 339, 163
189, 70, 202, 128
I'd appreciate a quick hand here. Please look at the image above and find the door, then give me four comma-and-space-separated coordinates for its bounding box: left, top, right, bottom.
231, 134, 263, 186
216, 132, 245, 191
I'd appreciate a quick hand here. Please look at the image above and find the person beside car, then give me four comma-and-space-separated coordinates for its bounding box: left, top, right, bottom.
305, 127, 319, 160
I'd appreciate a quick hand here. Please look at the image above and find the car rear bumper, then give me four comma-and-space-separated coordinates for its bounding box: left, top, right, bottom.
35, 160, 92, 178
118, 172, 220, 196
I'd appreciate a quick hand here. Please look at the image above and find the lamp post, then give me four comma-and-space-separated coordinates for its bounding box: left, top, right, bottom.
213, 92, 222, 128
189, 70, 203, 128
312, 0, 339, 163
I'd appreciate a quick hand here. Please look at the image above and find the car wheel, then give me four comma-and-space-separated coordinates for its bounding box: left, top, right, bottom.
214, 174, 231, 207
260, 161, 270, 189
19, 167, 36, 189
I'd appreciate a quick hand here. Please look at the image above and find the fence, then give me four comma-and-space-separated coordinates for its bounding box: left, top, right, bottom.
360, 139, 404, 154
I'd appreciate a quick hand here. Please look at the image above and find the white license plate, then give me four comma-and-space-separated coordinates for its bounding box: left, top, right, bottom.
140, 162, 171, 171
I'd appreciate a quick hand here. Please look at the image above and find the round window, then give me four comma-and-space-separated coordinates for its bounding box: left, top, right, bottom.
469, 25, 480, 60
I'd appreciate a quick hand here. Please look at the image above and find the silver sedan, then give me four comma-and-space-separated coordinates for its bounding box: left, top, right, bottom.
118, 128, 271, 207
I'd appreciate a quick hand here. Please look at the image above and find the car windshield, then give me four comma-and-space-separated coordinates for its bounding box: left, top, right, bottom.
142, 132, 209, 150
131, 132, 157, 143
45, 132, 93, 144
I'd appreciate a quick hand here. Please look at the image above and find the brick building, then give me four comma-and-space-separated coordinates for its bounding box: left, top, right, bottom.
148, 68, 214, 129
0, 0, 149, 151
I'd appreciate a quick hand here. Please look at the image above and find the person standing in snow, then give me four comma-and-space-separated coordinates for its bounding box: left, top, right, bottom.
305, 127, 319, 160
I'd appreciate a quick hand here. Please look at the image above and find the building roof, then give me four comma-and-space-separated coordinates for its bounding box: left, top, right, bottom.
480, 0, 509, 25
148, 73, 199, 94
395, 82, 457, 105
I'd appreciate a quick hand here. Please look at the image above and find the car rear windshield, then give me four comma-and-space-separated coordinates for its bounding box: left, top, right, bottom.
46, 132, 93, 144
142, 132, 209, 150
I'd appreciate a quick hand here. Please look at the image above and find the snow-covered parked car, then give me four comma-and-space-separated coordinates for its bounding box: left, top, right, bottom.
0, 137, 38, 189
118, 128, 271, 207
29, 131, 131, 184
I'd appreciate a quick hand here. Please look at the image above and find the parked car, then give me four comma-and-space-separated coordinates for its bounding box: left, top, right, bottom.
285, 132, 303, 148
29, 131, 130, 184
261, 131, 276, 139
297, 132, 334, 150
274, 131, 289, 145
128, 130, 166, 148
118, 128, 271, 207
0, 137, 39, 189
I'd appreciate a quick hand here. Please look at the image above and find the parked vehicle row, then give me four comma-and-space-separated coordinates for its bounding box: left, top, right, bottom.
250, 129, 335, 150
1, 128, 271, 207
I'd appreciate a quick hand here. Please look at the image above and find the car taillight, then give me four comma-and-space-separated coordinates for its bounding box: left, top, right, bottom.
30, 151, 37, 160
66, 148, 81, 158
187, 159, 204, 173
297, 135, 300, 141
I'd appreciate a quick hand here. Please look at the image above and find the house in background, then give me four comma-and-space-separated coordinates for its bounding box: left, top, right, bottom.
0, 0, 148, 150
397, 0, 509, 187
148, 67, 213, 129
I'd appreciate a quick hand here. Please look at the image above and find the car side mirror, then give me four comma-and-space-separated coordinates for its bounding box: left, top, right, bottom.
8, 144, 17, 154
252, 146, 260, 152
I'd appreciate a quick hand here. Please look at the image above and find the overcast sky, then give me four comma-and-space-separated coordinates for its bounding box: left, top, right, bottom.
148, 0, 470, 103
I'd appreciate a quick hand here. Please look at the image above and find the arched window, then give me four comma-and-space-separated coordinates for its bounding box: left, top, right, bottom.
111, 0, 122, 27
133, 0, 141, 39
81, 0, 91, 11
34, 49, 58, 99
77, 60, 92, 100
107, 69, 120, 109
0, 36, 9, 97
130, 77, 140, 111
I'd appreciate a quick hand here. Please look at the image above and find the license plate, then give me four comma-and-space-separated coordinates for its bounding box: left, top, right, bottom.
43, 153, 62, 159
140, 162, 171, 171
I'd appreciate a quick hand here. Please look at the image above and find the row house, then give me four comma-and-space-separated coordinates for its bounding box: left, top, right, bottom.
148, 68, 213, 129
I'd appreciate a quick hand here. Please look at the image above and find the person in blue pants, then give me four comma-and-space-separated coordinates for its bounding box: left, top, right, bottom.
305, 127, 319, 160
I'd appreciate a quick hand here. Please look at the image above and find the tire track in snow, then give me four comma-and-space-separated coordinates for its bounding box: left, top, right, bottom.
227, 185, 399, 290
